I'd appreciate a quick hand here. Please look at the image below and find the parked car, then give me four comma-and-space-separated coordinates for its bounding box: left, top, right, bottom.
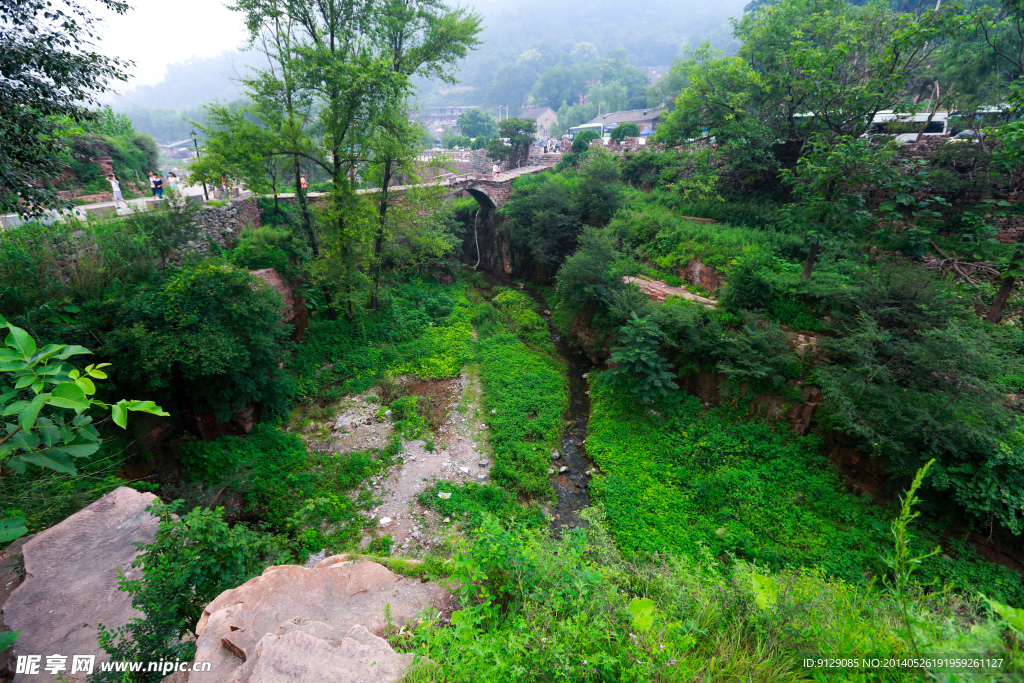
947, 129, 981, 142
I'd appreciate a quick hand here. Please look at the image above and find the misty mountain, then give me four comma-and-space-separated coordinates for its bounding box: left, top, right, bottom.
115, 0, 747, 139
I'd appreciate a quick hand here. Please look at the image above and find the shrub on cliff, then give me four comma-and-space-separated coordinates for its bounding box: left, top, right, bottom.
105, 263, 294, 421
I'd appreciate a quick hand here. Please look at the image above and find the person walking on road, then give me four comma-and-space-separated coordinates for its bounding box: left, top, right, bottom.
168, 172, 180, 195
152, 172, 164, 199
107, 174, 127, 210
300, 175, 308, 191
492, 162, 500, 179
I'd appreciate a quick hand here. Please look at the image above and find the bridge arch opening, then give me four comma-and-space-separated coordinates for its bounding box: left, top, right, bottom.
447, 184, 498, 210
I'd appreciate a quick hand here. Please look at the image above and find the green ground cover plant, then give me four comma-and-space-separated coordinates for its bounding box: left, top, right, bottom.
476, 333, 566, 498
585, 374, 1024, 604
287, 276, 475, 399
419, 480, 547, 530
402, 511, 1023, 682
180, 424, 389, 556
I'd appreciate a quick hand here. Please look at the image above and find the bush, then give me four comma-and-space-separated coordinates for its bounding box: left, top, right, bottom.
719, 249, 777, 311
105, 263, 294, 420
571, 130, 600, 154
610, 122, 641, 141
605, 313, 678, 402
471, 136, 489, 150
715, 314, 801, 395
96, 502, 286, 682
231, 226, 308, 281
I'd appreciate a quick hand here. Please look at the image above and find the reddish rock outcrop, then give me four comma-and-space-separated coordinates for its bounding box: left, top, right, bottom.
217, 619, 427, 683
250, 268, 308, 341
189, 555, 450, 683
673, 259, 724, 293
623, 276, 716, 306
2, 488, 160, 683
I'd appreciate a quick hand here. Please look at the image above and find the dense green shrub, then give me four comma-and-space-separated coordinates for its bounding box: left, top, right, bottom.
716, 314, 801, 395
97, 502, 287, 682
606, 313, 678, 401
105, 263, 294, 420
231, 226, 308, 281
499, 171, 607, 286
719, 249, 777, 311
571, 129, 600, 153
610, 122, 641, 141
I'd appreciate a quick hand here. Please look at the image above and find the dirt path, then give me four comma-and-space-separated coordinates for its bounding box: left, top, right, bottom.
307, 370, 492, 557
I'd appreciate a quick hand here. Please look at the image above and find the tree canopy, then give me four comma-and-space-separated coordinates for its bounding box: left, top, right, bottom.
0, 0, 131, 216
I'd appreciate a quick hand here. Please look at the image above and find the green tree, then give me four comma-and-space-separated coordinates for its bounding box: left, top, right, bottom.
531, 64, 588, 109
606, 313, 678, 402
571, 129, 600, 153
457, 107, 498, 138
0, 0, 131, 216
610, 122, 641, 141
487, 117, 537, 168
781, 134, 900, 278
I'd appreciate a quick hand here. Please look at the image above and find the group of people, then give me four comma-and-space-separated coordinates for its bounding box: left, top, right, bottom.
105, 171, 183, 211
539, 137, 561, 153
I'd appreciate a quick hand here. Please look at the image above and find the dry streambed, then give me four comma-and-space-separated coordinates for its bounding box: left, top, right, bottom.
299, 370, 492, 558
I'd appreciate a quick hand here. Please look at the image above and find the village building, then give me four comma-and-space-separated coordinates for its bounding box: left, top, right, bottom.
518, 106, 558, 138
568, 106, 666, 138
422, 105, 480, 128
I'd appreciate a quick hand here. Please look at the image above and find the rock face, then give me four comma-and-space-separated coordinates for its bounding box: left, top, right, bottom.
190, 555, 449, 683
2, 487, 160, 683
218, 619, 424, 683
623, 276, 716, 307
249, 267, 309, 341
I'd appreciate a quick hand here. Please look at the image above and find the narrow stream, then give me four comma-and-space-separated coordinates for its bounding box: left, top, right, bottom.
522, 288, 597, 532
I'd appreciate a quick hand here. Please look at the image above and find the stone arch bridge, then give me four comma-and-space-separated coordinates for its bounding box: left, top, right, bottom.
351, 163, 555, 210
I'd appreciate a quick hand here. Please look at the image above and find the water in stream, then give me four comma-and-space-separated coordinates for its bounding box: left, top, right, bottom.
522, 288, 597, 533
476, 273, 598, 531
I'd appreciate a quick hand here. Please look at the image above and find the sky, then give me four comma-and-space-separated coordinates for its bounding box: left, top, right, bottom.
87, 0, 249, 92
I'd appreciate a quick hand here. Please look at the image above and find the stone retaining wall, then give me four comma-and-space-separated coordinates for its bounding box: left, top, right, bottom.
170, 197, 261, 262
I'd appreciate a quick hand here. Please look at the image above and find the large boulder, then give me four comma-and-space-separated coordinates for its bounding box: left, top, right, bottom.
191, 555, 450, 683
221, 619, 426, 683
2, 487, 160, 682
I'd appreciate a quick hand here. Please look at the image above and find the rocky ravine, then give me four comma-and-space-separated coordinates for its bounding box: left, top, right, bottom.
300, 370, 493, 556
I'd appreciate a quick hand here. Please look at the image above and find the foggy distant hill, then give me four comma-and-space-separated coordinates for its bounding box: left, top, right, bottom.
114, 0, 747, 139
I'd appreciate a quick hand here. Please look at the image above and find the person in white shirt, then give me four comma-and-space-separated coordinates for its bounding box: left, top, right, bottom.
107, 174, 127, 210
492, 163, 500, 179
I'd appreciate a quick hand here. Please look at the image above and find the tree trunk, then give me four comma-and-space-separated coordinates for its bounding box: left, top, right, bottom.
988, 247, 1023, 323
914, 81, 941, 144
370, 159, 394, 311
801, 242, 819, 279
988, 277, 1014, 323
294, 159, 317, 256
